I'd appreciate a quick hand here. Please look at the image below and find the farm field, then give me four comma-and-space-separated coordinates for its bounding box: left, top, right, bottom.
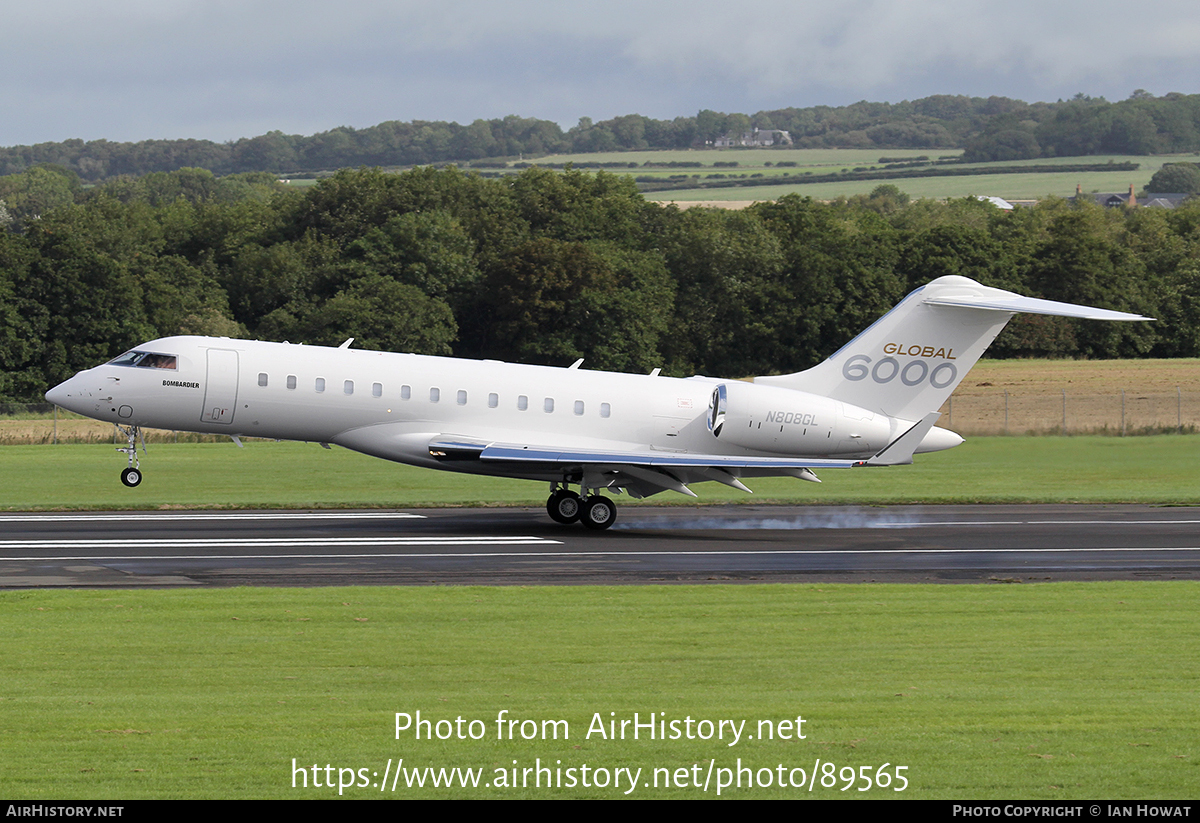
939, 358, 1200, 435
275, 148, 1200, 202
648, 170, 1151, 203
438, 148, 1194, 202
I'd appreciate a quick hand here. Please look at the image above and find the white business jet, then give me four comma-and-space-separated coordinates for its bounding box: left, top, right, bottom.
45, 276, 1147, 529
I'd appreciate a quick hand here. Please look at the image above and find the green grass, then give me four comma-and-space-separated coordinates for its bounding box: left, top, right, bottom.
2, 435, 1196, 510
270, 147, 1200, 202
504, 147, 957, 169
647, 171, 1153, 203
456, 148, 1195, 202
3, 582, 1197, 798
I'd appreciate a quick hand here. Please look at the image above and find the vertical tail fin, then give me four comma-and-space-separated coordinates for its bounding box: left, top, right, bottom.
755, 276, 1151, 421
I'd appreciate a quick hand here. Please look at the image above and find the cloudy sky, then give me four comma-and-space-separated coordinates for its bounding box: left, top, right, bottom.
4, 0, 1199, 146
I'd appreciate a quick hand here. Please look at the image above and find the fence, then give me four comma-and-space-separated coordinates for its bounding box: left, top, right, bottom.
0, 404, 228, 445
938, 389, 1200, 435
4, 392, 1199, 446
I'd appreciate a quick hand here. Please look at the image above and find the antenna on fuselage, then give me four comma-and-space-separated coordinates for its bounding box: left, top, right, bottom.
338, 338, 354, 349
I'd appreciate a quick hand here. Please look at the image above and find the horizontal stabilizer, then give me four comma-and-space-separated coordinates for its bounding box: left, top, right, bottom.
923, 293, 1151, 322
865, 413, 942, 466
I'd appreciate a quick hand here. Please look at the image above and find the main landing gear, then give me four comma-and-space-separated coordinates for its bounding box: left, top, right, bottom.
547, 484, 617, 531
116, 424, 144, 487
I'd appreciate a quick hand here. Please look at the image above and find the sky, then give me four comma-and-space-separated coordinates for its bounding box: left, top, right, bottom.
4, 0, 1200, 146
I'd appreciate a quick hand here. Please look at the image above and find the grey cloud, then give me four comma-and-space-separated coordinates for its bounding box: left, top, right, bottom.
2, 0, 1199, 144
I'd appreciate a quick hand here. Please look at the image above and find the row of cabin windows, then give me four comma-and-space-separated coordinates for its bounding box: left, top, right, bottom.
256, 372, 611, 417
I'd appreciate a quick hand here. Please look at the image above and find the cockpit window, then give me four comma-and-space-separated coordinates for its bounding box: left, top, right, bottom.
108, 350, 177, 370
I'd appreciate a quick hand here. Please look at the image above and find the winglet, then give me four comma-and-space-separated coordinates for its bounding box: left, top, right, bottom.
865, 412, 942, 466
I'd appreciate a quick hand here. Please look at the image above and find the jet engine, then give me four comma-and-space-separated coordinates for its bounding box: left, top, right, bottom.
707, 382, 893, 457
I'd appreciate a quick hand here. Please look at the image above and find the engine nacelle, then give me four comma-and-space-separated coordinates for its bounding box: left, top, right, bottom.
707, 382, 894, 457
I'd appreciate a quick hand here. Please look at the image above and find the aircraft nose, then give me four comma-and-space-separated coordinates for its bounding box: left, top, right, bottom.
45, 382, 69, 406
45, 377, 87, 413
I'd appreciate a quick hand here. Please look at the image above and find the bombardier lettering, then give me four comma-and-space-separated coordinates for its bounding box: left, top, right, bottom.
162, 380, 200, 389
883, 343, 955, 359
765, 411, 817, 426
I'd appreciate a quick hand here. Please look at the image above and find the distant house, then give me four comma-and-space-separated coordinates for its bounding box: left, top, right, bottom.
1074, 183, 1190, 209
1141, 194, 1192, 209
974, 195, 1014, 210
713, 128, 793, 148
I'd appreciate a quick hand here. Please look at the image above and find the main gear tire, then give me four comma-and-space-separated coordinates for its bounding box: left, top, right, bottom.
547, 490, 582, 524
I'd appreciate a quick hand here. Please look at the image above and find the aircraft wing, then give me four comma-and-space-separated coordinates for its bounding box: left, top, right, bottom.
427, 413, 939, 497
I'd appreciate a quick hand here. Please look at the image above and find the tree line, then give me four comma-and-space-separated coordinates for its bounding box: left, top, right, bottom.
1, 165, 1198, 402
5, 92, 1200, 181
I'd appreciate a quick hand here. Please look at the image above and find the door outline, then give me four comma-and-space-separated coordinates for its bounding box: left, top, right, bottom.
201, 348, 239, 424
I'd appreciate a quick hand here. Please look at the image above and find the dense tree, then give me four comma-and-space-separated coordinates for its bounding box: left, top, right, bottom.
4, 163, 1200, 401
658, 208, 786, 376
1146, 163, 1200, 194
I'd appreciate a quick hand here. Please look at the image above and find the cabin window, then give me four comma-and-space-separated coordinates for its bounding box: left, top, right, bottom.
258, 373, 268, 387
344, 380, 354, 395
401, 385, 411, 400
517, 395, 528, 411
457, 390, 467, 405
600, 402, 611, 418
430, 387, 440, 402
488, 393, 498, 408
315, 378, 326, 393
372, 382, 382, 398
286, 375, 297, 390
544, 397, 554, 413
574, 400, 584, 415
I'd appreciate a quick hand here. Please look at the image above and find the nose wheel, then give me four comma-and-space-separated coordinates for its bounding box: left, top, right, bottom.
116, 424, 145, 488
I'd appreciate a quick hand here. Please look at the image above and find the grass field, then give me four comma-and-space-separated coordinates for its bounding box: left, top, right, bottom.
7, 359, 1199, 800
1, 434, 1197, 510
446, 147, 1193, 202
648, 171, 1152, 203
277, 148, 1200, 202
3, 582, 1198, 799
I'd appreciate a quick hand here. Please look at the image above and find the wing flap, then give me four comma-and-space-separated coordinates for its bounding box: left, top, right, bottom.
475, 443, 861, 470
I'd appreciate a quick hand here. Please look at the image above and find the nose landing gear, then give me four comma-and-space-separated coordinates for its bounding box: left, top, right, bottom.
116, 424, 145, 487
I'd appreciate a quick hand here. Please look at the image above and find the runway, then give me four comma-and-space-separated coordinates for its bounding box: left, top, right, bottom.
2, 504, 1199, 587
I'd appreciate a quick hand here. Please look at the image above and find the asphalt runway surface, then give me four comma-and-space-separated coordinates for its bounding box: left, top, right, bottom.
2, 504, 1199, 587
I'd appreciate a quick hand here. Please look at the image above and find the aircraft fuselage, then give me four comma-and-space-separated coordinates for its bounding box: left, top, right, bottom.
47, 336, 921, 482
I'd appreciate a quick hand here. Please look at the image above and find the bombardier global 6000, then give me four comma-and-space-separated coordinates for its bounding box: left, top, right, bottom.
46, 276, 1148, 529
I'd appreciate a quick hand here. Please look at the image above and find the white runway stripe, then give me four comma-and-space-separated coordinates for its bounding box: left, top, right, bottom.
0, 512, 425, 522
0, 536, 559, 552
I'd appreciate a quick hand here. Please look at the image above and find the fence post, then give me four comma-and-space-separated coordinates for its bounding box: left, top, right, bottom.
1004, 390, 1009, 435
1180, 387, 1183, 434
1121, 389, 1126, 436
53, 405, 58, 445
